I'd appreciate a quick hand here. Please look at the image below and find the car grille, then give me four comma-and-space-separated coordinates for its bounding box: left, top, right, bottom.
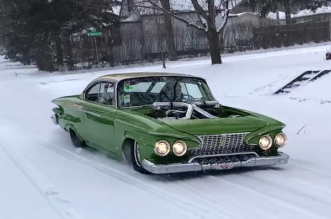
190, 133, 255, 156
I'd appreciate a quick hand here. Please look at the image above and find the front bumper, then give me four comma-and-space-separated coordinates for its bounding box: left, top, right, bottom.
142, 152, 289, 174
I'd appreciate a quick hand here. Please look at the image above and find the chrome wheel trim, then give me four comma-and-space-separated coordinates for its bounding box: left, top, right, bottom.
134, 142, 142, 167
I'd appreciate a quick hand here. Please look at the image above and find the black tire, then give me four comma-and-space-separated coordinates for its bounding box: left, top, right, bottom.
69, 130, 85, 148
132, 142, 150, 174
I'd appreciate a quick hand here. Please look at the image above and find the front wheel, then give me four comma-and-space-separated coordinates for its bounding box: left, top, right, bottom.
132, 142, 151, 174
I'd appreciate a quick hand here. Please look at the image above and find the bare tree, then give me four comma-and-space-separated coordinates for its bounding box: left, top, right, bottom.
159, 0, 177, 61
135, 0, 231, 65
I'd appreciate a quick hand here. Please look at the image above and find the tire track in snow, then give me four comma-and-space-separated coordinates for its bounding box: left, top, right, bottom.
44, 142, 236, 219
0, 141, 83, 219
287, 159, 331, 180
0, 119, 220, 219
209, 173, 331, 219
152, 174, 256, 219
158, 172, 321, 219
244, 170, 331, 208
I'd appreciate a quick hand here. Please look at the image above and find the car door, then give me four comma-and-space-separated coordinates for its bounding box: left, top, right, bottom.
83, 82, 117, 154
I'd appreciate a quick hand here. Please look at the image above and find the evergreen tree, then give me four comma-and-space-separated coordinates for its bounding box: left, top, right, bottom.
0, 0, 120, 71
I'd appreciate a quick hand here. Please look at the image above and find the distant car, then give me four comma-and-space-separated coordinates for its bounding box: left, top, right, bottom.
326, 52, 331, 60
51, 73, 289, 174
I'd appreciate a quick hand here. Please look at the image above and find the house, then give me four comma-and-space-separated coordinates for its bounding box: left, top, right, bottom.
111, 0, 272, 62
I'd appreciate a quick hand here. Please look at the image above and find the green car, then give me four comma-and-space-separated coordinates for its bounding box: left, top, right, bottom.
51, 73, 289, 174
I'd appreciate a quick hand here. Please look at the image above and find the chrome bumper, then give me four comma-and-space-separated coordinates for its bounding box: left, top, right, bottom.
142, 152, 289, 174
51, 114, 58, 125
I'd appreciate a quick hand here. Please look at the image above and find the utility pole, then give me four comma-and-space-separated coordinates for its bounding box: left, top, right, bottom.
88, 28, 102, 65
94, 37, 99, 64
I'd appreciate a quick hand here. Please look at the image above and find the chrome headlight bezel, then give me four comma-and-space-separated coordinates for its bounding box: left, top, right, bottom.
172, 141, 187, 157
154, 140, 170, 157
259, 135, 273, 150
274, 133, 287, 147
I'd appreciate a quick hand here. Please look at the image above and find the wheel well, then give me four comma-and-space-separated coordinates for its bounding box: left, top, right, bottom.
122, 138, 135, 149
69, 128, 75, 135
122, 138, 135, 162
68, 128, 86, 146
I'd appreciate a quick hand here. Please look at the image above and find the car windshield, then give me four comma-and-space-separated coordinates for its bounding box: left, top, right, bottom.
117, 77, 214, 108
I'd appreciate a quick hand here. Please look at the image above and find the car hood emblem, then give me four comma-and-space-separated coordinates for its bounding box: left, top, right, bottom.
219, 137, 226, 147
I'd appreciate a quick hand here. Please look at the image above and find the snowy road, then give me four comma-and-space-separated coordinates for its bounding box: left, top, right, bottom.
1, 44, 331, 219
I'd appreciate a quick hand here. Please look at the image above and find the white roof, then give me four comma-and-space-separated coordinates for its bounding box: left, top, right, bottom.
268, 6, 331, 20
134, 0, 242, 15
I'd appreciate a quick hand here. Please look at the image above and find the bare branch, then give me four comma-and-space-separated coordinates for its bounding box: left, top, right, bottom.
0, 24, 13, 34
191, 0, 209, 23
216, 9, 230, 33
196, 12, 207, 30
140, 0, 207, 31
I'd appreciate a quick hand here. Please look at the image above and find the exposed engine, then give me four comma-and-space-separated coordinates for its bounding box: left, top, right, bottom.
150, 101, 224, 120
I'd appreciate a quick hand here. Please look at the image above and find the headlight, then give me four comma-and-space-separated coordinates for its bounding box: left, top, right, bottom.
173, 141, 187, 157
275, 133, 287, 147
154, 140, 170, 156
259, 135, 273, 150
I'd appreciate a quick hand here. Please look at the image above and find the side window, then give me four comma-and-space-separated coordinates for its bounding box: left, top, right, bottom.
85, 83, 101, 102
150, 82, 166, 93
186, 83, 203, 99
180, 83, 188, 95
99, 83, 115, 106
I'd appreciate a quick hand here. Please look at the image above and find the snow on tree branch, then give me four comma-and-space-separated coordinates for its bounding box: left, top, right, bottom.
216, 8, 230, 32
136, 0, 208, 31
134, 0, 233, 33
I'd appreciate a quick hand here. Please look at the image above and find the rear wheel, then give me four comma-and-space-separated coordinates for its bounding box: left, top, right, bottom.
69, 130, 85, 148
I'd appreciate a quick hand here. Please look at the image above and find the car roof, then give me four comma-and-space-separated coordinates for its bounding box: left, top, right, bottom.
92, 72, 206, 83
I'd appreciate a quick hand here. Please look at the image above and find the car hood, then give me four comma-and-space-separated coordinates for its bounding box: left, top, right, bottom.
160, 116, 267, 135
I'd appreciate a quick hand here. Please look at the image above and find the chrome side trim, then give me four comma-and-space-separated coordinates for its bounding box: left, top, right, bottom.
188, 152, 259, 163
83, 111, 101, 117
142, 152, 289, 174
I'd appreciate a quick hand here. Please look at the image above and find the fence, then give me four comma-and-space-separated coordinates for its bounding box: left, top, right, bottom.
253, 22, 330, 49
55, 21, 331, 71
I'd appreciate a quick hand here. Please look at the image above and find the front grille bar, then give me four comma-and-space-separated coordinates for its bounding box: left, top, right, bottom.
190, 133, 255, 157
188, 152, 259, 163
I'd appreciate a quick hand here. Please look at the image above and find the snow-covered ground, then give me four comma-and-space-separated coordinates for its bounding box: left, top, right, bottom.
1, 44, 331, 219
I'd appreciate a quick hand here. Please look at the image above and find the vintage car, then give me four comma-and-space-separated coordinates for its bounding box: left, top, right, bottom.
51, 73, 289, 174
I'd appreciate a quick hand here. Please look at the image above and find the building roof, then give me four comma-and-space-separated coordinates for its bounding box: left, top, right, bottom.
133, 0, 243, 15
93, 72, 205, 83
268, 6, 331, 20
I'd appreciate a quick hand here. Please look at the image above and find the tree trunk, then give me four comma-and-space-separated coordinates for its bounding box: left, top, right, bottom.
160, 0, 177, 61
55, 36, 64, 69
284, 0, 291, 25
21, 48, 31, 65
64, 36, 75, 71
250, 0, 256, 11
207, 29, 222, 65
106, 30, 115, 67
36, 48, 55, 72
